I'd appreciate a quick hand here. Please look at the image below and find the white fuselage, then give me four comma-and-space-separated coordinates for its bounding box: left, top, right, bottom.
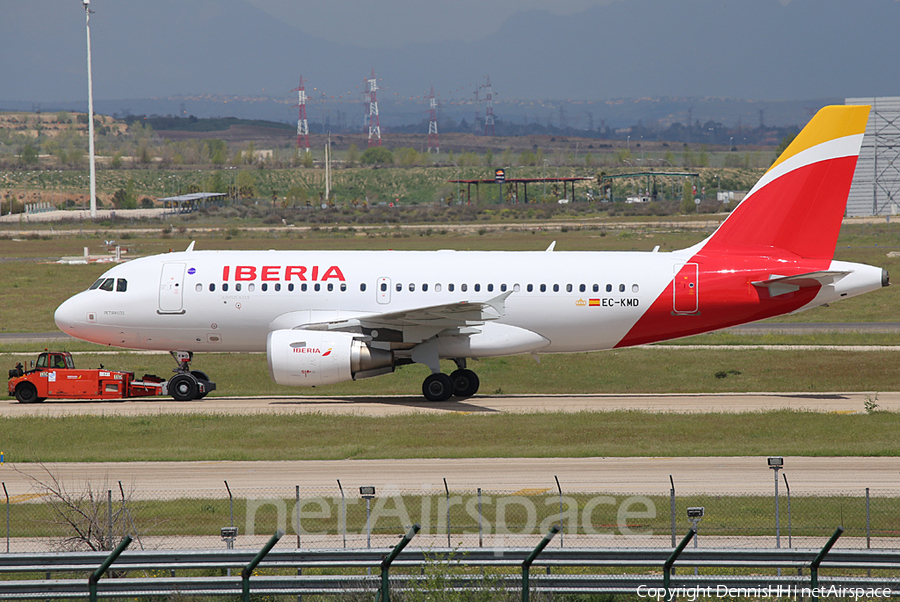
54, 248, 884, 357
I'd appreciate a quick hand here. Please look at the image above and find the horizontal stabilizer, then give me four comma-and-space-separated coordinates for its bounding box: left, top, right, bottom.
752, 270, 850, 296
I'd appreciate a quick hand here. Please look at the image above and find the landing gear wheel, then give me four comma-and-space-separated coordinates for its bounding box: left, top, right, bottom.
169, 373, 199, 402
190, 371, 211, 399
15, 382, 41, 404
450, 369, 480, 398
422, 373, 454, 402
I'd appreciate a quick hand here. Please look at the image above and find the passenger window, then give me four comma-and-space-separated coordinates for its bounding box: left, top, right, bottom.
99, 278, 114, 291
553, 284, 560, 292
341, 283, 347, 292
461, 283, 468, 292
275, 283, 281, 292
261, 283, 268, 292
209, 283, 216, 292
116, 279, 127, 292
449, 284, 455, 292
514, 284, 520, 292
396, 283, 402, 292
235, 283, 242, 292
540, 284, 547, 293
619, 284, 625, 292
606, 284, 612, 292
301, 283, 308, 292
487, 284, 494, 292
223, 283, 229, 292
593, 284, 599, 293
474, 284, 481, 292
89, 279, 104, 290
248, 283, 255, 292
381, 283, 387, 292
409, 283, 415, 292
527, 284, 533, 292
501, 284, 507, 292
327, 283, 333, 292
579, 284, 586, 293
289, 283, 295, 292
435, 283, 442, 292
314, 283, 321, 292
195, 283, 202, 292
632, 284, 639, 293
361, 283, 367, 292
422, 283, 428, 292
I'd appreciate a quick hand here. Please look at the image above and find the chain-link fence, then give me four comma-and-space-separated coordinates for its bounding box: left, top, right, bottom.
1, 479, 898, 553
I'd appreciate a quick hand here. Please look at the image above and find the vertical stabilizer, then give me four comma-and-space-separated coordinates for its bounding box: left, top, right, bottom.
701, 105, 870, 260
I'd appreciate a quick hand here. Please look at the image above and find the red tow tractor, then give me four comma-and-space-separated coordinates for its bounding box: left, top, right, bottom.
7, 351, 169, 403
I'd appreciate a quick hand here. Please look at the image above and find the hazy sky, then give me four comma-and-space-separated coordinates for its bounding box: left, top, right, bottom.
245, 0, 625, 46
3, 0, 899, 107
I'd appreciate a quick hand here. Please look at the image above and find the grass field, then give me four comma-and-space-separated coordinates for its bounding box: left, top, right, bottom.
0, 409, 898, 462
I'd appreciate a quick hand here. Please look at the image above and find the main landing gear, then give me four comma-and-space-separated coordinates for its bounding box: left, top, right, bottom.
168, 351, 216, 401
421, 359, 480, 402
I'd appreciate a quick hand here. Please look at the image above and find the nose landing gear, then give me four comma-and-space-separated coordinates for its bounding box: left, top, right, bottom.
167, 351, 216, 401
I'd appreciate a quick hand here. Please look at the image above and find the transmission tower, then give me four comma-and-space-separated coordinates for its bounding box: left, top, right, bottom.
427, 85, 439, 153
473, 87, 481, 134
292, 75, 310, 154
365, 69, 382, 147
482, 76, 495, 136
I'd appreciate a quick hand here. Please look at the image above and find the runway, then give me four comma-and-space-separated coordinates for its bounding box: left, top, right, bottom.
1, 391, 897, 416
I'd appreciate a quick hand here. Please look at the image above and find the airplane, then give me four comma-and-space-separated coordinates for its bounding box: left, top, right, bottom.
52, 105, 887, 402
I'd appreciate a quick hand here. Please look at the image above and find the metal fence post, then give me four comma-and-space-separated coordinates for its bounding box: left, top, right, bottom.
522, 525, 559, 602
89, 535, 132, 602
477, 488, 483, 548
380, 524, 420, 602
224, 480, 234, 532
810, 526, 843, 602
866, 488, 871, 578
783, 474, 792, 549
2, 482, 8, 554
337, 480, 346, 549
554, 476, 563, 548
669, 475, 676, 547
242, 530, 284, 602
106, 490, 113, 550
443, 478, 450, 548
663, 528, 695, 602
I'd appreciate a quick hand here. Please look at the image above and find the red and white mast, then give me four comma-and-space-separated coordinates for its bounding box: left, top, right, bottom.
292, 75, 310, 154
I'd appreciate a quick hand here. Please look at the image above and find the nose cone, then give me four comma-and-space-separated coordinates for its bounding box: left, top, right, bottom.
54, 295, 82, 333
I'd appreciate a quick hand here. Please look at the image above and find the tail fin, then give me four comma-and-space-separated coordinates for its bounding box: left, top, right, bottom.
700, 105, 870, 260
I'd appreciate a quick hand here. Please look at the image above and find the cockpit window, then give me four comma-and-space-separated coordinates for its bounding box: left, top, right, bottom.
116, 278, 127, 292
89, 279, 105, 290
99, 278, 115, 291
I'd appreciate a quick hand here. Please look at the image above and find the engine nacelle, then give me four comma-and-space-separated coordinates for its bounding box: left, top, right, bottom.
267, 329, 393, 387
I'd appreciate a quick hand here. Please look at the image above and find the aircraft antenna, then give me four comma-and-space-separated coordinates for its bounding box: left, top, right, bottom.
427, 85, 439, 154
482, 75, 495, 136
365, 69, 382, 147
292, 75, 310, 154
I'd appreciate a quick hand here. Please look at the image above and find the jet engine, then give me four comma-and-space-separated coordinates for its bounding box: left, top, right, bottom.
267, 329, 393, 387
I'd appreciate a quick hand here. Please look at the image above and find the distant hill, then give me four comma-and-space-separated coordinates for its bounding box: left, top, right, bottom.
124, 115, 293, 133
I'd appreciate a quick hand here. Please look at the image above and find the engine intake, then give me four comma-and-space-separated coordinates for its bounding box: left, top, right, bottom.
267, 329, 393, 387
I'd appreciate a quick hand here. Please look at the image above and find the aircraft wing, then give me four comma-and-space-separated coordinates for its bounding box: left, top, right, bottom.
294, 291, 513, 343
752, 270, 851, 296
